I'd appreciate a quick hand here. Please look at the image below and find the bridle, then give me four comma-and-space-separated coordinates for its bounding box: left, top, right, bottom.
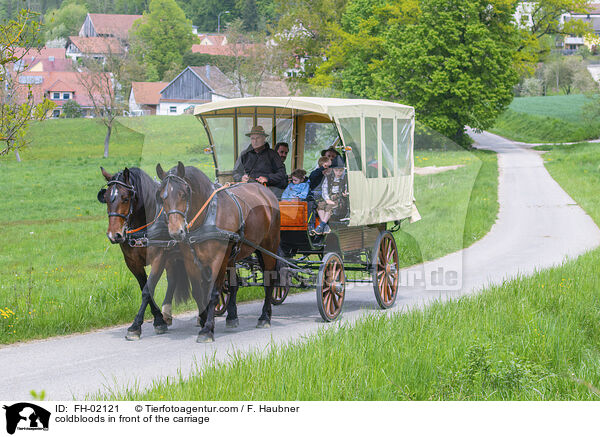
106, 178, 137, 226
160, 173, 192, 228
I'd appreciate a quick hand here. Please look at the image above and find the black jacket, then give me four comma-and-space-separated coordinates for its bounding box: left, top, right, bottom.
233, 142, 287, 189
308, 166, 327, 190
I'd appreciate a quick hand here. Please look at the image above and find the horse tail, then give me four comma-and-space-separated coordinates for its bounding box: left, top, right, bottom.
171, 257, 191, 304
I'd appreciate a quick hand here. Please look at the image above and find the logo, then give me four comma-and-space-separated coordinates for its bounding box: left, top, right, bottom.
2, 403, 50, 435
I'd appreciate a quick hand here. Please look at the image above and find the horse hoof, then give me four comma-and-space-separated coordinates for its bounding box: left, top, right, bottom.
163, 316, 173, 326
154, 324, 168, 335
256, 320, 271, 329
125, 330, 141, 341
226, 318, 239, 329
196, 333, 214, 343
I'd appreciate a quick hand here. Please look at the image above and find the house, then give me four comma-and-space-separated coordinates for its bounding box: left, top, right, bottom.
563, 3, 600, 51
10, 71, 109, 118
191, 43, 253, 57
158, 65, 240, 115
78, 13, 142, 40
128, 82, 168, 115
66, 36, 124, 63
10, 47, 70, 73
197, 33, 228, 46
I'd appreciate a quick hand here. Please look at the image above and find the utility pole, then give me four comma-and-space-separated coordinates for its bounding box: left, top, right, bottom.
217, 10, 230, 34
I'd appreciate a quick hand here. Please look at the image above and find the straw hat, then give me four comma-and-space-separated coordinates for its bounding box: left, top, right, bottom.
246, 125, 269, 137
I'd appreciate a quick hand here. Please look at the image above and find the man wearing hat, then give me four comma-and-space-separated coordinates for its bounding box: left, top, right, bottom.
233, 125, 287, 195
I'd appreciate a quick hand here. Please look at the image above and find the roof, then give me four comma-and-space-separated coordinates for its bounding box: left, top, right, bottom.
194, 97, 415, 119
27, 58, 73, 72
197, 34, 227, 46
189, 66, 241, 98
87, 13, 142, 39
67, 36, 124, 54
131, 82, 168, 105
11, 47, 66, 60
191, 44, 252, 57
259, 79, 291, 97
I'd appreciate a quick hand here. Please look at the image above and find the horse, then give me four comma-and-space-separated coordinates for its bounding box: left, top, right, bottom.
97, 166, 195, 340
155, 161, 281, 343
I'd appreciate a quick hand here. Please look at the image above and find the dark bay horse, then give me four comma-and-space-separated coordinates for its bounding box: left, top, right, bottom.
97, 167, 194, 340
156, 162, 281, 342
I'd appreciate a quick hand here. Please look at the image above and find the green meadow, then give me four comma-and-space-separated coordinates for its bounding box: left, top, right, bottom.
0, 116, 497, 344
491, 94, 600, 143
105, 142, 600, 401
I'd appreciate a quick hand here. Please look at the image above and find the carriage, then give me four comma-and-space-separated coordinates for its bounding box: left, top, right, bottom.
193, 97, 420, 322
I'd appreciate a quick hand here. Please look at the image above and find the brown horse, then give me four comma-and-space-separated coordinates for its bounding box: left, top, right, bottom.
156, 162, 281, 343
97, 167, 193, 340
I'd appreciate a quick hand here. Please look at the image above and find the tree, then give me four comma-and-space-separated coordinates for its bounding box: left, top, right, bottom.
43, 0, 88, 42
239, 0, 259, 31
61, 99, 82, 117
1, 8, 55, 160
225, 19, 284, 97
131, 0, 195, 80
374, 0, 519, 145
77, 42, 135, 158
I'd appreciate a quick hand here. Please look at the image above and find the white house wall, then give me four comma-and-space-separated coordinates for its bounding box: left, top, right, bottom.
158, 102, 195, 115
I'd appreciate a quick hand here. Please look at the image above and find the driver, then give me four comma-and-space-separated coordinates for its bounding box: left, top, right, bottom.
233, 125, 287, 196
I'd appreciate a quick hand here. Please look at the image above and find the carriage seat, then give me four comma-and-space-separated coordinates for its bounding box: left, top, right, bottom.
279, 200, 308, 231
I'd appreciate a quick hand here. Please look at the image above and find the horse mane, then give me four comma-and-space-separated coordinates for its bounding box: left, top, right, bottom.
114, 167, 159, 223
169, 165, 214, 203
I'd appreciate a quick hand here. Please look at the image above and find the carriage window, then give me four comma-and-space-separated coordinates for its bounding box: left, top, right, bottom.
381, 118, 394, 178
338, 118, 361, 172
206, 117, 235, 171
274, 118, 292, 147
365, 117, 378, 178
303, 122, 339, 170
237, 116, 255, 153
397, 119, 412, 175
257, 117, 274, 139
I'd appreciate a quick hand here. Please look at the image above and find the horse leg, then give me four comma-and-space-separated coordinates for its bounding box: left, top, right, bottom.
161, 261, 175, 326
192, 281, 207, 327
256, 253, 276, 329
225, 267, 239, 329
126, 253, 168, 340
197, 285, 220, 343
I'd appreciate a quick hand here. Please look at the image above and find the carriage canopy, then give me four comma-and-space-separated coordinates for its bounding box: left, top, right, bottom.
194, 97, 420, 226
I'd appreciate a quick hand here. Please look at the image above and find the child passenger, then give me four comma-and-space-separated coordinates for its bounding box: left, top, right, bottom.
314, 156, 348, 235
281, 169, 309, 200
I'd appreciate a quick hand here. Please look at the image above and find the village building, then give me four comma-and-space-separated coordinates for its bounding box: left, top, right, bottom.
128, 81, 169, 115
78, 13, 142, 40
66, 36, 125, 63
157, 65, 241, 115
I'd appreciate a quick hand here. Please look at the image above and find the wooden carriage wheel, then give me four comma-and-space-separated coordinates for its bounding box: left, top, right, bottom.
316, 252, 346, 322
371, 231, 399, 309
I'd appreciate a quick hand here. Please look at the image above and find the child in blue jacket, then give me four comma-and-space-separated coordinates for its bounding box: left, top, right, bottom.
281, 169, 309, 200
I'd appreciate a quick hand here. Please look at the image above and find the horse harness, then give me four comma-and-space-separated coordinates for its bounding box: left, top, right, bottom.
159, 174, 302, 271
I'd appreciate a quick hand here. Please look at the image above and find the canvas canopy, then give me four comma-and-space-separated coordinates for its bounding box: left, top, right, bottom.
194, 97, 420, 226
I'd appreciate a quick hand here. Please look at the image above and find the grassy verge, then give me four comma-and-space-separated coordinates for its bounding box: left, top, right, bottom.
105, 142, 600, 401
490, 95, 600, 143
0, 118, 497, 345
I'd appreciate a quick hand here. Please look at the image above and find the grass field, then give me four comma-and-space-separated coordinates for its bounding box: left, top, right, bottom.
0, 117, 497, 345
105, 141, 600, 401
491, 94, 600, 143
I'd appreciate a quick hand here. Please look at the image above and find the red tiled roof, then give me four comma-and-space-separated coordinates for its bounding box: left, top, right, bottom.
12, 47, 66, 60
28, 58, 74, 72
68, 36, 124, 54
191, 44, 253, 57
88, 13, 142, 39
131, 82, 168, 105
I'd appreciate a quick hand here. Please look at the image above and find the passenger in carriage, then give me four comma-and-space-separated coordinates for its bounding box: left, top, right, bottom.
307, 156, 331, 235
312, 156, 348, 235
281, 169, 309, 200
233, 125, 287, 197
321, 146, 340, 162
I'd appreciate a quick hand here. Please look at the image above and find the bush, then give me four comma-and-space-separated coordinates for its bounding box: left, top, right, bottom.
61, 100, 82, 118
520, 77, 544, 97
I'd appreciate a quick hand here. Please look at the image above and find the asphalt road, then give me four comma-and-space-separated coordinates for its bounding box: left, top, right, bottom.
2, 130, 600, 400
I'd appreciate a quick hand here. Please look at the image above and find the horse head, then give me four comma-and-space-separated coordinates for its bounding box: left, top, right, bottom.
156, 161, 193, 241
97, 166, 137, 244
